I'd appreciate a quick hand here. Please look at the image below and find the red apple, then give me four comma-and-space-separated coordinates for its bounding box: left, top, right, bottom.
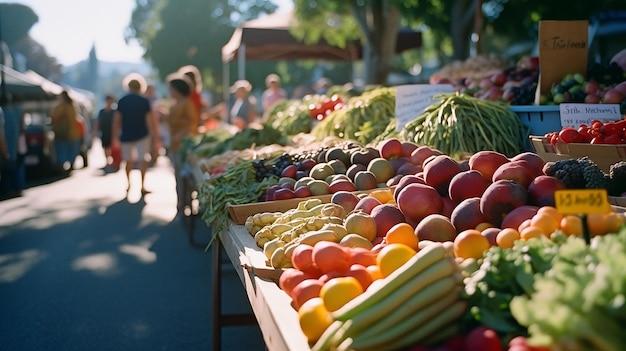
409, 146, 443, 167
401, 141, 419, 158
510, 152, 545, 177
294, 185, 313, 198
393, 174, 426, 201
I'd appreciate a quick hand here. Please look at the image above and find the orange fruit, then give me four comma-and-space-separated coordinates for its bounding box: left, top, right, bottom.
559, 215, 583, 236
530, 213, 559, 236
520, 225, 546, 241
536, 206, 563, 223
385, 222, 419, 250
376, 243, 416, 277
605, 212, 625, 234
319, 276, 364, 312
365, 264, 383, 281
517, 218, 532, 233
587, 213, 609, 237
453, 229, 490, 260
369, 188, 395, 204
298, 297, 333, 343
496, 228, 520, 249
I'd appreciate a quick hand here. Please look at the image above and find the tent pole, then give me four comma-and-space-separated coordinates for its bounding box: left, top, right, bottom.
223, 61, 230, 124
238, 45, 246, 80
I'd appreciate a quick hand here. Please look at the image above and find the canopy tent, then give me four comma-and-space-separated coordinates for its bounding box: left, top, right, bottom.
222, 11, 422, 63
0, 64, 56, 103
221, 11, 422, 121
23, 70, 95, 113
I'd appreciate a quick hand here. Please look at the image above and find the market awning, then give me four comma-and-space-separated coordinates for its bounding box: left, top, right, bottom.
0, 64, 56, 103
221, 11, 422, 63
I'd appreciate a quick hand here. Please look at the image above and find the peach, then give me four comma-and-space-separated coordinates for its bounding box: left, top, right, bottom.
527, 175, 566, 207
396, 183, 443, 226
354, 196, 383, 215
510, 152, 545, 177
291, 278, 324, 309
469, 150, 509, 181
354, 171, 379, 191
312, 241, 351, 274
480, 180, 528, 228
409, 146, 443, 167
345, 264, 374, 290
370, 204, 407, 237
279, 269, 314, 297
378, 138, 404, 160
501, 205, 539, 230
491, 161, 533, 188
448, 169, 491, 204
346, 164, 367, 182
414, 214, 457, 242
328, 179, 358, 193
481, 227, 500, 247
450, 197, 487, 232
401, 141, 419, 158
395, 160, 422, 176
331, 191, 361, 213
441, 196, 456, 218
393, 174, 426, 201
348, 247, 378, 267
291, 244, 322, 277
423, 155, 462, 196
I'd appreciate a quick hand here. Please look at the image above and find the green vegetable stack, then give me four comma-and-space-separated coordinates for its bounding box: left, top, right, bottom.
311, 87, 395, 145
401, 92, 527, 157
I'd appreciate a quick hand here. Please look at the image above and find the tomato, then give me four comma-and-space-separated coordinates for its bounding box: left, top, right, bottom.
590, 136, 605, 144
558, 128, 580, 143
591, 120, 604, 130
604, 134, 622, 144
550, 132, 559, 147
603, 122, 619, 136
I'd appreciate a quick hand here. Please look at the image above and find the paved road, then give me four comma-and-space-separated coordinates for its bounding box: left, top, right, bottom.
0, 144, 265, 351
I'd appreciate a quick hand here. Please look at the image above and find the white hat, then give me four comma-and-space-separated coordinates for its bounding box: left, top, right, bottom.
122, 72, 147, 93
230, 80, 252, 93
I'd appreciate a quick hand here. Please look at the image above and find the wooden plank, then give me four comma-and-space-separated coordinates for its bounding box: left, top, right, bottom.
219, 223, 310, 351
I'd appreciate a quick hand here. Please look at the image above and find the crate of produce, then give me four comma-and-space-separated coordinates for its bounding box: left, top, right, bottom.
227, 194, 333, 225
529, 135, 573, 163
511, 105, 561, 150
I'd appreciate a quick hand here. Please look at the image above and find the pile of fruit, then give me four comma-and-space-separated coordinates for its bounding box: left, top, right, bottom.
239, 138, 626, 350
545, 119, 626, 145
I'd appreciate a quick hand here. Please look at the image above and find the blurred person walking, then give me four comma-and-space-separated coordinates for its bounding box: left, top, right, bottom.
112, 73, 161, 196
51, 90, 81, 173
177, 65, 204, 116
92, 94, 118, 171
165, 74, 200, 215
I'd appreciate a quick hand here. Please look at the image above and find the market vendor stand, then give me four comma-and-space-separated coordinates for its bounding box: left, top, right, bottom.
212, 221, 310, 351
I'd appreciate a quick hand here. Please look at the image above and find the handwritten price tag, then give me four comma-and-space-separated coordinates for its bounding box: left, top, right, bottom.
554, 189, 612, 214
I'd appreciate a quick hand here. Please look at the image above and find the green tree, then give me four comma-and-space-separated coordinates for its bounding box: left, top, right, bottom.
126, 0, 278, 95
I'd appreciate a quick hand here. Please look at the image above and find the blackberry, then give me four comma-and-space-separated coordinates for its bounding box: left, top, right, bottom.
608, 161, 626, 195
578, 157, 610, 189
543, 159, 586, 189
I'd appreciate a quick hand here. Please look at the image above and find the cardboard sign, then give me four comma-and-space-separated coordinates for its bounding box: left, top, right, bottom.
395, 84, 454, 131
535, 20, 588, 103
559, 103, 622, 128
554, 189, 612, 215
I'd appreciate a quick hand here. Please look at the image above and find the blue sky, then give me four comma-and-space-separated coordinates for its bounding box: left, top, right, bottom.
8, 0, 293, 66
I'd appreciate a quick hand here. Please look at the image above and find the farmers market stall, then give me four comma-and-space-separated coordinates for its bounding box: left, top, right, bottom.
191, 33, 626, 349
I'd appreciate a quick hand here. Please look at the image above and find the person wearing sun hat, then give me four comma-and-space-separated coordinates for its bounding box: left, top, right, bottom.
229, 79, 259, 130
261, 73, 287, 112
112, 72, 161, 196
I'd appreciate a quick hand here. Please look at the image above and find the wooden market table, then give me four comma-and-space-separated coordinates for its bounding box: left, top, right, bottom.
212, 222, 310, 351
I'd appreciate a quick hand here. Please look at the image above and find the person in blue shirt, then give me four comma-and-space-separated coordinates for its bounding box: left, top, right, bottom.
111, 73, 161, 196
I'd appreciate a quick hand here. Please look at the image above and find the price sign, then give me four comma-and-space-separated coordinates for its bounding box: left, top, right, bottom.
395, 84, 454, 131
554, 189, 612, 214
559, 103, 622, 128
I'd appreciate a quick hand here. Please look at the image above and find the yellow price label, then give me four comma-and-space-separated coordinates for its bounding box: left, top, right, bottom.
554, 189, 612, 214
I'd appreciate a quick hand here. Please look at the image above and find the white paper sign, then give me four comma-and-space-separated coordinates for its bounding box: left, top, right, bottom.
559, 103, 622, 128
395, 84, 454, 131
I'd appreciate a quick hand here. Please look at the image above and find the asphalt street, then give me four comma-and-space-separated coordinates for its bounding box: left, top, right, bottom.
0, 142, 265, 351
